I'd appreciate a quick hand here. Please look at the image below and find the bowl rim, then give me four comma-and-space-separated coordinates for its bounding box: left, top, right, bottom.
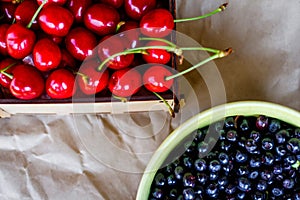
136, 100, 300, 200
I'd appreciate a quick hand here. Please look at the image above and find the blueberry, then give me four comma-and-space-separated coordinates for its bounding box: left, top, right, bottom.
167, 174, 177, 186
238, 136, 247, 148
235, 150, 248, 163
169, 188, 178, 198
245, 138, 258, 153
195, 129, 206, 141
174, 166, 184, 179
248, 171, 259, 179
284, 154, 297, 165
194, 158, 207, 172
250, 130, 261, 142
218, 152, 229, 165
268, 119, 281, 133
261, 137, 274, 150
252, 191, 266, 200
237, 192, 246, 199
206, 183, 218, 197
224, 116, 235, 129
196, 173, 207, 185
239, 119, 250, 132
225, 184, 236, 195
197, 142, 209, 154
257, 179, 267, 191
226, 130, 238, 142
218, 176, 228, 190
220, 140, 232, 152
273, 164, 283, 175
183, 172, 196, 187
182, 188, 195, 200
184, 140, 196, 153
261, 152, 274, 166
152, 188, 164, 199
183, 156, 193, 168
260, 169, 274, 181
237, 177, 251, 192
154, 173, 166, 186
250, 156, 262, 168
209, 172, 218, 181
237, 165, 249, 176
294, 128, 300, 139
275, 129, 290, 144
223, 162, 234, 174
286, 138, 300, 154
272, 187, 283, 196
193, 185, 204, 195
208, 160, 221, 173
282, 178, 295, 189
276, 145, 287, 157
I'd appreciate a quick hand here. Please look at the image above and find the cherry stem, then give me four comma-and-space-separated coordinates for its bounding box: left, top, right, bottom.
165, 47, 233, 80
139, 37, 221, 54
174, 3, 228, 23
112, 95, 128, 102
27, 0, 47, 29
0, 62, 17, 80
153, 92, 175, 118
116, 21, 125, 32
97, 45, 182, 71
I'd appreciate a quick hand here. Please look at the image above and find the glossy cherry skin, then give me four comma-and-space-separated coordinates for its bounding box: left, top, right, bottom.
38, 5, 74, 37
124, 0, 156, 20
83, 3, 120, 36
143, 65, 174, 93
37, 0, 67, 6
46, 68, 76, 99
140, 8, 174, 38
142, 40, 171, 64
58, 48, 77, 69
108, 68, 142, 97
10, 64, 45, 100
66, 0, 92, 23
14, 0, 39, 30
6, 23, 36, 59
65, 27, 97, 61
100, 0, 123, 8
0, 58, 18, 88
0, 24, 10, 56
98, 36, 134, 70
33, 38, 62, 71
77, 59, 109, 95
0, 2, 17, 23
117, 20, 140, 49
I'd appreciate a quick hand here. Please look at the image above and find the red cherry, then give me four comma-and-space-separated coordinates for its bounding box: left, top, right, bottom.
98, 36, 134, 70
0, 2, 17, 23
58, 48, 77, 69
83, 3, 120, 36
38, 5, 74, 37
0, 58, 18, 88
0, 24, 10, 56
45, 68, 76, 99
66, 0, 92, 23
124, 0, 156, 20
108, 68, 142, 97
117, 20, 140, 49
142, 40, 171, 64
65, 27, 97, 61
37, 0, 67, 6
140, 8, 174, 38
143, 65, 173, 93
9, 64, 45, 100
100, 0, 123, 8
77, 59, 109, 95
6, 23, 36, 59
14, 0, 39, 30
33, 38, 62, 71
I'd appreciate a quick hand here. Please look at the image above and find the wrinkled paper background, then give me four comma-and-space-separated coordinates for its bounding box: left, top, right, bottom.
1, 0, 300, 199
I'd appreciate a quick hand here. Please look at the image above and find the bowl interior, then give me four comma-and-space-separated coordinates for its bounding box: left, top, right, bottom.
136, 100, 300, 200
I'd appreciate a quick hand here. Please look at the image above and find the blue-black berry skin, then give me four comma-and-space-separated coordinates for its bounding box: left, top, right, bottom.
147, 115, 300, 199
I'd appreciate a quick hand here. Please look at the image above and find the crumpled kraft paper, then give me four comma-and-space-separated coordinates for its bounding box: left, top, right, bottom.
1, 0, 300, 199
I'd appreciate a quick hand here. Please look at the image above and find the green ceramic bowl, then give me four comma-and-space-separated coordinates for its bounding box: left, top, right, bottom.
136, 100, 300, 200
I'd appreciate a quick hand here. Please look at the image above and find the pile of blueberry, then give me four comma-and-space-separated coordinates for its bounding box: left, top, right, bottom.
148, 115, 300, 199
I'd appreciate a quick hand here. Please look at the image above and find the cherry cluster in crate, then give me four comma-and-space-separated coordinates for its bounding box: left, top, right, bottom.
0, 0, 230, 102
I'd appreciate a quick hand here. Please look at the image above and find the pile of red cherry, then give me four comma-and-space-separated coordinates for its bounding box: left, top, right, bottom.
0, 0, 228, 102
